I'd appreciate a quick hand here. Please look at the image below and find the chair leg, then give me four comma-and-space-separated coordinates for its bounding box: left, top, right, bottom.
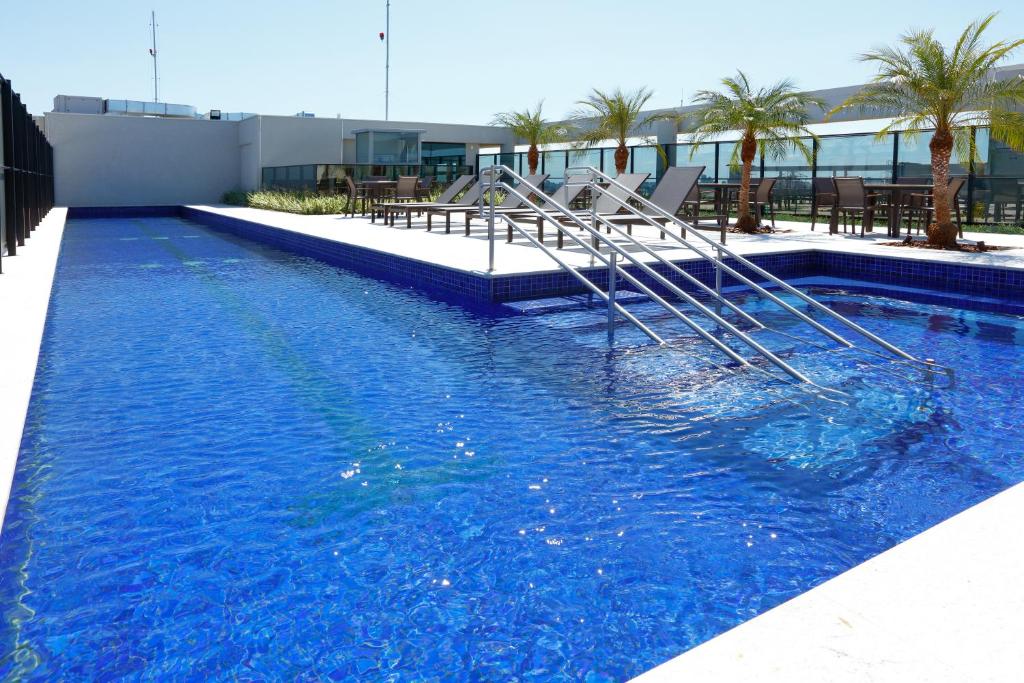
956, 202, 963, 239
427, 213, 433, 232
407, 211, 411, 229
769, 203, 776, 229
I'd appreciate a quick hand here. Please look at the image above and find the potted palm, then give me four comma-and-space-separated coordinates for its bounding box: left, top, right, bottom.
570, 87, 667, 174
831, 14, 1024, 248
688, 72, 823, 233
491, 102, 570, 175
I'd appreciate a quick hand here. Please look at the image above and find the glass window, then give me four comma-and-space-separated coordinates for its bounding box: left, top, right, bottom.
631, 146, 659, 195
355, 132, 371, 164
895, 132, 931, 178
373, 131, 420, 164
421, 142, 466, 160
567, 148, 600, 175
675, 143, 716, 182
816, 133, 894, 183
763, 139, 813, 215
541, 150, 567, 191
717, 142, 741, 182
985, 131, 1023, 177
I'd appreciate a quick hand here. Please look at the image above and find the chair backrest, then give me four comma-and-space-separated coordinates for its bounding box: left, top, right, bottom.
434, 174, 474, 204
419, 175, 434, 189
647, 166, 705, 214
507, 174, 548, 205
812, 177, 836, 199
833, 177, 867, 208
594, 173, 651, 213
456, 182, 482, 205
542, 175, 589, 209
946, 177, 966, 207
395, 175, 419, 199
502, 174, 549, 208
344, 175, 357, 195
754, 177, 776, 203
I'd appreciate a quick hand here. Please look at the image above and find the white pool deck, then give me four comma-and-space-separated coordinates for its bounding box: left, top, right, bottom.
187, 203, 1024, 277
1, 205, 1023, 681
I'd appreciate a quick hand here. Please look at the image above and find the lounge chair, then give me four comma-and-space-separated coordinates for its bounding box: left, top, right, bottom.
602, 166, 708, 240
494, 174, 591, 242
462, 174, 551, 231
551, 172, 651, 248
375, 174, 475, 228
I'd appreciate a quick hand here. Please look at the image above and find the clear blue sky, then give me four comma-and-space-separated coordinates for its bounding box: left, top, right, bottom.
3, 1, 1023, 124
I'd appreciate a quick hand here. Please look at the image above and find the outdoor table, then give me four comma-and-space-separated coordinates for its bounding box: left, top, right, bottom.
697, 181, 761, 228
827, 182, 932, 237
359, 180, 398, 217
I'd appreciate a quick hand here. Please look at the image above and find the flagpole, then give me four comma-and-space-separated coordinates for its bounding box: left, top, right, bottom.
150, 10, 159, 102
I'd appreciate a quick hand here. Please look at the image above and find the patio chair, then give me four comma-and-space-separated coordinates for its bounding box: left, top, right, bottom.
494, 174, 591, 243
900, 177, 966, 238
730, 177, 777, 229
416, 176, 435, 200
833, 177, 882, 237
550, 173, 651, 249
344, 175, 373, 217
810, 178, 836, 231
603, 166, 708, 241
376, 174, 475, 229
444, 174, 547, 236
462, 173, 551, 230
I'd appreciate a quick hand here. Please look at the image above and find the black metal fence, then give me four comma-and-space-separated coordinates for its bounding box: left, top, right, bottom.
1, 72, 54, 273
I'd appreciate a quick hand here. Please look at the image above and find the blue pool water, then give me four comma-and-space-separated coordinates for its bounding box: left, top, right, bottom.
1, 216, 1023, 680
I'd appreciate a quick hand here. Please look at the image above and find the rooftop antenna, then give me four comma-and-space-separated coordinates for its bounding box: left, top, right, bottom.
379, 1, 390, 120
149, 10, 159, 102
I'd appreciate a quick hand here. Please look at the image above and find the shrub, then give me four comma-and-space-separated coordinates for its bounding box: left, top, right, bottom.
221, 188, 350, 215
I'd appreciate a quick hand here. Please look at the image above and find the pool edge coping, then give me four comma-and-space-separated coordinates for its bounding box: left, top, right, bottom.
0, 208, 68, 528
631, 481, 1024, 682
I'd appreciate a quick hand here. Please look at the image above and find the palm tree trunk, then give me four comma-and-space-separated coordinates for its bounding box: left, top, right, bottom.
614, 143, 629, 175
527, 145, 539, 176
735, 134, 758, 233
927, 126, 957, 249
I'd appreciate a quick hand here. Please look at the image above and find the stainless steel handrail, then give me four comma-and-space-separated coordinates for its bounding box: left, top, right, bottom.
483, 166, 823, 382
577, 166, 928, 366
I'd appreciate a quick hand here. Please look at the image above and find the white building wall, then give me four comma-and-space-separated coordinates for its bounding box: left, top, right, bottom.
45, 112, 241, 206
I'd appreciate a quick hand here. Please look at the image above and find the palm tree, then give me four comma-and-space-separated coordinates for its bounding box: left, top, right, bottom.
688, 72, 823, 233
830, 14, 1024, 248
570, 87, 666, 174
491, 102, 570, 175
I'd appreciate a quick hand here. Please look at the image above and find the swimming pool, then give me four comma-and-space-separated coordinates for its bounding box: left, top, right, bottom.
1, 215, 1021, 680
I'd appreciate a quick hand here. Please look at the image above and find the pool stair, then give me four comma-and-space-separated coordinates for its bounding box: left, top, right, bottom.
478, 165, 951, 396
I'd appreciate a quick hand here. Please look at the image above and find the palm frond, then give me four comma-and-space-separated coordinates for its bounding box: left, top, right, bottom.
687, 71, 822, 164
832, 13, 1024, 157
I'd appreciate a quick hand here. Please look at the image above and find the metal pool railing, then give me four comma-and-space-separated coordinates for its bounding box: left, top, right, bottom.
477, 164, 948, 393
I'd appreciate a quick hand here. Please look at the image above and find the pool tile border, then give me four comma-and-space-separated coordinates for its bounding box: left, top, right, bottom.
68, 205, 1024, 305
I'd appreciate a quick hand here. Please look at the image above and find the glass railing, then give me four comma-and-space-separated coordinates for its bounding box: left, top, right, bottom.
260, 163, 474, 192
103, 99, 197, 118
480, 135, 1023, 226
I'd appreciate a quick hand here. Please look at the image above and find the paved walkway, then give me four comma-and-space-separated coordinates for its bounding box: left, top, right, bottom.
190, 204, 1024, 276
0, 209, 67, 522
